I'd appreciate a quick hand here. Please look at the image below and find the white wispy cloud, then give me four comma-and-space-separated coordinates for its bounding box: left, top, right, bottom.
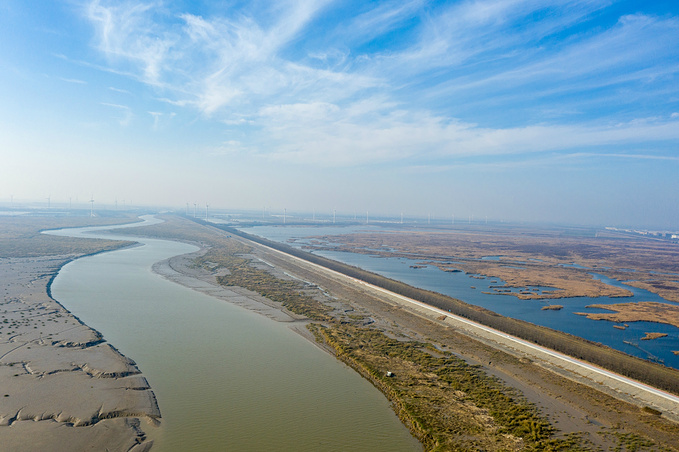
60, 77, 87, 84
406, 148, 679, 174
400, 10, 679, 123
101, 101, 132, 126
81, 0, 679, 168
100, 102, 128, 109
565, 152, 679, 162
87, 0, 175, 85
336, 0, 425, 46
108, 86, 131, 94
256, 103, 679, 166
147, 111, 175, 130
206, 140, 251, 156
377, 0, 609, 74
85, 1, 378, 111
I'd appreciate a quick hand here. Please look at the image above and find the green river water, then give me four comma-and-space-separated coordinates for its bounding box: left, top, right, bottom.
48, 218, 420, 451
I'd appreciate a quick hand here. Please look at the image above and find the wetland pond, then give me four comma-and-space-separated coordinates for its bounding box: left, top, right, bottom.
47, 217, 421, 451
243, 224, 679, 370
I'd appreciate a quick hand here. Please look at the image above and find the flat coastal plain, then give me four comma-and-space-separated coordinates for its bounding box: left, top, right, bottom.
0, 216, 159, 452
129, 216, 679, 451
3, 214, 679, 451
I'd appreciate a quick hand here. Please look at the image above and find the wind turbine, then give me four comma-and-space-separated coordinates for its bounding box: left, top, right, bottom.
205, 203, 209, 221
89, 195, 94, 217
193, 203, 197, 218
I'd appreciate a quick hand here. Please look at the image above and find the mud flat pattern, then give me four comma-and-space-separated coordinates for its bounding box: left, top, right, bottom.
0, 256, 159, 452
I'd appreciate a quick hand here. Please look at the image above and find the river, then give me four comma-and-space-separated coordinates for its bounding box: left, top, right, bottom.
47, 217, 421, 451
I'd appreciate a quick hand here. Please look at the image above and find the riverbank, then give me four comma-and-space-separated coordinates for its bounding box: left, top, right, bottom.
152, 248, 323, 353
0, 254, 159, 451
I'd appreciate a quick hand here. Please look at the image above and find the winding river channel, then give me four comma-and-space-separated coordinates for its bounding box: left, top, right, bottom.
47, 217, 420, 451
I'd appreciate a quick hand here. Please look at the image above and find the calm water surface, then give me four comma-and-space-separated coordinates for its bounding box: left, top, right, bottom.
244, 224, 679, 370
47, 218, 420, 451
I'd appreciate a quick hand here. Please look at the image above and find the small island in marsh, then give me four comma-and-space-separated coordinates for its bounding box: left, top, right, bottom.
575, 302, 679, 329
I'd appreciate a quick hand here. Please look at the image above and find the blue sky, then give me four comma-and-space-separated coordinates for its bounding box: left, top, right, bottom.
1, 0, 678, 228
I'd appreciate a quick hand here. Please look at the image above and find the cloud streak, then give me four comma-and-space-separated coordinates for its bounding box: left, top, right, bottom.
257, 105, 679, 166
81, 0, 679, 168
101, 101, 132, 126
59, 77, 87, 84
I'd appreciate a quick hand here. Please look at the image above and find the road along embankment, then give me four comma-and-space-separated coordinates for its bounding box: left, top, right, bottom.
220, 225, 679, 422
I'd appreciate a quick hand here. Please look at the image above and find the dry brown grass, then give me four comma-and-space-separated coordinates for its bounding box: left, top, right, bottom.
624, 280, 679, 303
302, 227, 679, 303
642, 332, 669, 341
445, 261, 631, 299
576, 302, 679, 329
313, 324, 576, 451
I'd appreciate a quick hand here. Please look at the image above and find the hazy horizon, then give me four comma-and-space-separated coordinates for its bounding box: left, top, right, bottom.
1, 1, 678, 229
2, 200, 675, 232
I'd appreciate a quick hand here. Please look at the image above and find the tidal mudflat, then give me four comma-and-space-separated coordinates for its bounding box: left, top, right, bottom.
0, 216, 158, 452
